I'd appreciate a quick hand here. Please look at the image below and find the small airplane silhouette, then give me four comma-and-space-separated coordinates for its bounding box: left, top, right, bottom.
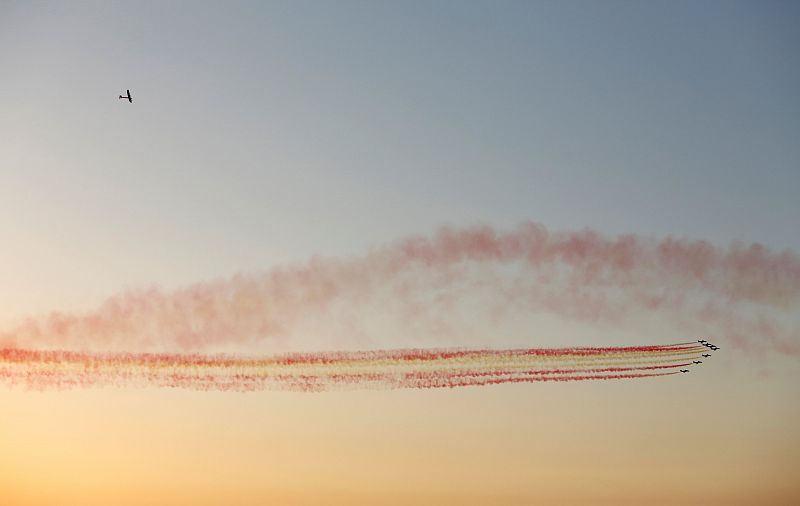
702, 354, 711, 358
119, 89, 132, 103
710, 346, 719, 351
680, 369, 689, 373
693, 361, 702, 364
698, 340, 707, 344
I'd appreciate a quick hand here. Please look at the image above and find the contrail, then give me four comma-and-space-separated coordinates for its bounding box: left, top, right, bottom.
0, 343, 703, 391
0, 222, 797, 354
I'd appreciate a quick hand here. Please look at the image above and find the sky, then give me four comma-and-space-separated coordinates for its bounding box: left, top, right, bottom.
1, 1, 799, 505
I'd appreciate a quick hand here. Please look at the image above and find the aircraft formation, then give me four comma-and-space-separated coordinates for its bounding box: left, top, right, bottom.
678, 339, 720, 374
697, 339, 720, 351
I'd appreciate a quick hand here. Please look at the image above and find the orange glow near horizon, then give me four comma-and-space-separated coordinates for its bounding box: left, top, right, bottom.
2, 359, 799, 506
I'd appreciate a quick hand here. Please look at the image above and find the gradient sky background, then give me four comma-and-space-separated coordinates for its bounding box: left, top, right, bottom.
1, 1, 799, 505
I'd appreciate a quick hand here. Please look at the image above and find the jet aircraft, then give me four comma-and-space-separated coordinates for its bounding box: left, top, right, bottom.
119, 89, 132, 103
680, 369, 689, 373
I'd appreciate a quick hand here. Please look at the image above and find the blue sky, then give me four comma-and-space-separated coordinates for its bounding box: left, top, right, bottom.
1, 0, 798, 319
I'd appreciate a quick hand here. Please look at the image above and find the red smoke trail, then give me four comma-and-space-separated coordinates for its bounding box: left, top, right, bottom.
413, 363, 696, 378
0, 222, 796, 355
0, 343, 704, 392
0, 343, 699, 366
405, 372, 680, 390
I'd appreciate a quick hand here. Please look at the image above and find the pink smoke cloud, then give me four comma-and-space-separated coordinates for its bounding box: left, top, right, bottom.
1, 222, 797, 354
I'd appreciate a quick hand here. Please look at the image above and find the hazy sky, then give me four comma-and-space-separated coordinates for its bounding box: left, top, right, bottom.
1, 2, 799, 505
